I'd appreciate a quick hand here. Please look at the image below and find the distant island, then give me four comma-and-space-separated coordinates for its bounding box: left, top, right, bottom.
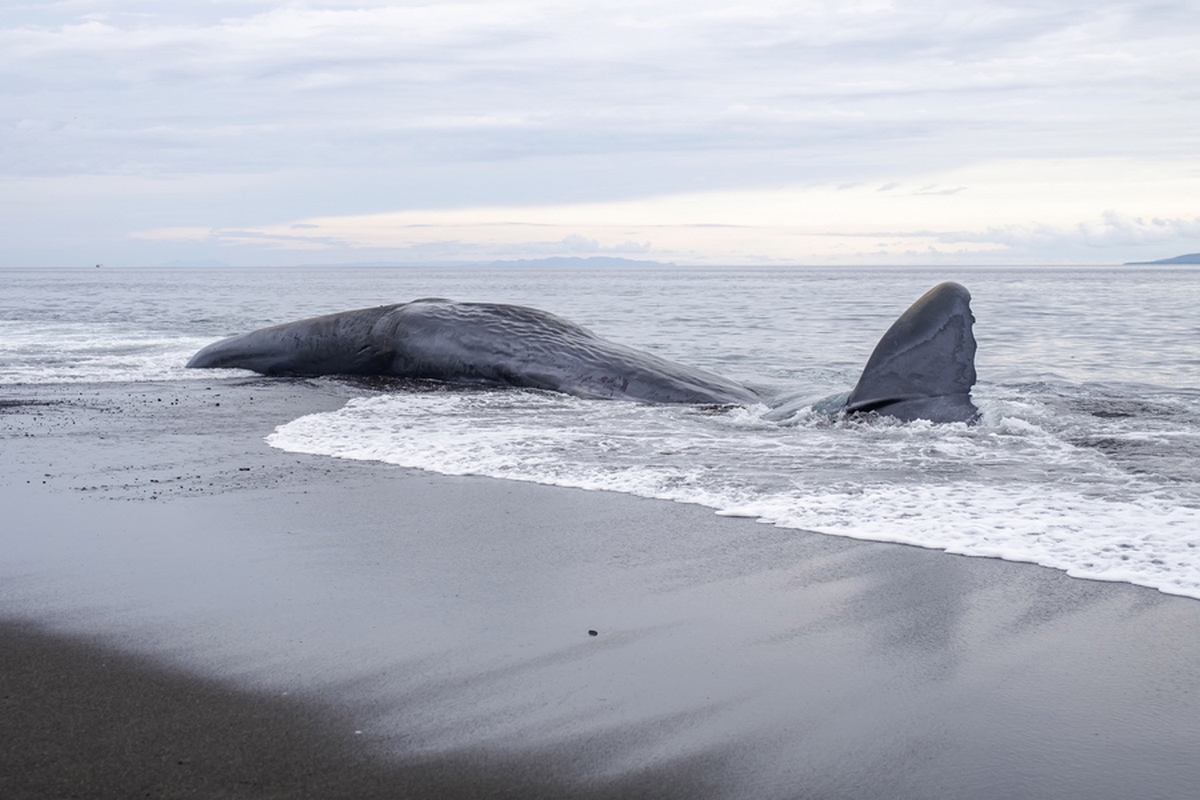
1125, 252, 1200, 265
487, 256, 675, 267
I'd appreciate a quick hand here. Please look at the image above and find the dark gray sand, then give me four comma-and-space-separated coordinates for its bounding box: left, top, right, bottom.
0, 620, 726, 799
3, 379, 1200, 799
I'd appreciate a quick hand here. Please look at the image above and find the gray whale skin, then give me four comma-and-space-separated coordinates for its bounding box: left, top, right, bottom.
187, 282, 977, 423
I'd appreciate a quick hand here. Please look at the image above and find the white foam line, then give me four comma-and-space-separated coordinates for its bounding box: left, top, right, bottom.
267, 393, 1200, 601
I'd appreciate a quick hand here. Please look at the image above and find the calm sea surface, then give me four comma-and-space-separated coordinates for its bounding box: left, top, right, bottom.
4, 265, 1200, 597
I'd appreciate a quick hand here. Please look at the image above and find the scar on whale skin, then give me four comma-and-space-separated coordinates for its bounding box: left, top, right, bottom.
187, 282, 977, 423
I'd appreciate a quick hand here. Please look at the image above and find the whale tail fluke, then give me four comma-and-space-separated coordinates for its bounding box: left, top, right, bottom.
844, 282, 978, 423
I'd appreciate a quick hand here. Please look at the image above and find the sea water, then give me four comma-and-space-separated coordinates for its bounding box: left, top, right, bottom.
4, 265, 1200, 598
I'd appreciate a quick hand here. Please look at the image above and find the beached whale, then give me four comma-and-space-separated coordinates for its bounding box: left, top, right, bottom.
188, 282, 977, 422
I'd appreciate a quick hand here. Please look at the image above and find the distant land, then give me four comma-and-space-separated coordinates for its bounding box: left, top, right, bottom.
487, 256, 676, 267
165, 259, 232, 268
1125, 252, 1200, 265
290, 256, 676, 268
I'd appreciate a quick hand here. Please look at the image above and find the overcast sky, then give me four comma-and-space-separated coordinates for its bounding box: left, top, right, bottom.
3, 0, 1198, 266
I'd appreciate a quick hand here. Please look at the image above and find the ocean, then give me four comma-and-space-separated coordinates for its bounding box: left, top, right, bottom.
4, 264, 1199, 598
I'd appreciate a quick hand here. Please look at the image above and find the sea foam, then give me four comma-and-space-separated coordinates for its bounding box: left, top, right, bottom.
268, 390, 1200, 600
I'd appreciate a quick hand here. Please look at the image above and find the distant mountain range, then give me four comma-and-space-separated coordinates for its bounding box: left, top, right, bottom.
1125, 252, 1200, 265
487, 256, 675, 267
292, 256, 676, 268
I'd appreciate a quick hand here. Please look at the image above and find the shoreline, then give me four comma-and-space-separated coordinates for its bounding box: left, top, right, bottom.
4, 378, 1200, 798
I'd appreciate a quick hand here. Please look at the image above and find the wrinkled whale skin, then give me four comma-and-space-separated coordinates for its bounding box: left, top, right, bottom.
188, 282, 978, 421
187, 298, 757, 405
846, 282, 978, 423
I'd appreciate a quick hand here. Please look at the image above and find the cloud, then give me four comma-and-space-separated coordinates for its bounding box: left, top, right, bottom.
913, 185, 966, 196
556, 234, 650, 254
1077, 211, 1200, 247
3, 2, 1199, 265
947, 212, 1200, 253
119, 158, 1197, 265
7, 1, 1196, 176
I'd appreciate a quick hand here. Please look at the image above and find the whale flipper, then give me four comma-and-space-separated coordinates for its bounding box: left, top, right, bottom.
843, 282, 978, 423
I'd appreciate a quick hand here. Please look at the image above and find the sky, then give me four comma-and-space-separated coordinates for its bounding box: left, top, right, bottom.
2, 0, 1198, 267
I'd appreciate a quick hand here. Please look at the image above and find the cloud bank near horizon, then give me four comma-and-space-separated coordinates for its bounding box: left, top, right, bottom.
3, 1, 1198, 266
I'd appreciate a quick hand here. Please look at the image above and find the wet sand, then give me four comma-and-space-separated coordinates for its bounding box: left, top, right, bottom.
3, 378, 1200, 799
0, 619, 729, 799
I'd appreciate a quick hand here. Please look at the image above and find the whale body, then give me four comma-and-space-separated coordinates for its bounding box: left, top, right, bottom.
188, 282, 978, 422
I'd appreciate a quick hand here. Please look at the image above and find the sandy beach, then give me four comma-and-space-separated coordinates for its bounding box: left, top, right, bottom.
4, 377, 1200, 799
